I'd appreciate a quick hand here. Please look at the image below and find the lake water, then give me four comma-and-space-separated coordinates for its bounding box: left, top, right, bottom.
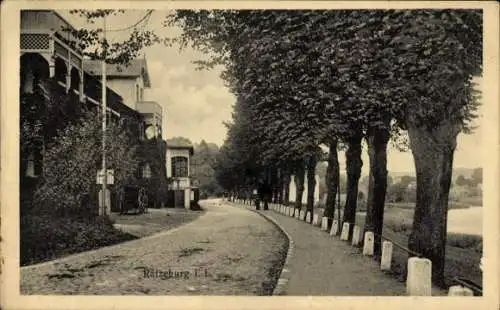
356, 206, 483, 236
447, 206, 482, 236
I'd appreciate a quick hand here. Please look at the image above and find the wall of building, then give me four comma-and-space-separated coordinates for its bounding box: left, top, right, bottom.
106, 77, 141, 110
166, 148, 191, 188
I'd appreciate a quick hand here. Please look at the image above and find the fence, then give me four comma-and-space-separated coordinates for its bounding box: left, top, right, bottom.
228, 198, 483, 296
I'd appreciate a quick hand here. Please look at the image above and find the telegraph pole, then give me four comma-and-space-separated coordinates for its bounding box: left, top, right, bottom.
101, 15, 108, 216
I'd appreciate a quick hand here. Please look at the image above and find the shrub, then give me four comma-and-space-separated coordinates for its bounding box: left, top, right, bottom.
20, 213, 137, 266
34, 110, 139, 216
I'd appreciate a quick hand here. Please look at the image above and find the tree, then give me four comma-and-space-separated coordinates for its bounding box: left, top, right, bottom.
387, 10, 482, 284
64, 10, 159, 65
35, 110, 139, 216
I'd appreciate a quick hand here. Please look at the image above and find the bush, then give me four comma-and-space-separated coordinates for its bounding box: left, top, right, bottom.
20, 213, 136, 266
35, 110, 139, 216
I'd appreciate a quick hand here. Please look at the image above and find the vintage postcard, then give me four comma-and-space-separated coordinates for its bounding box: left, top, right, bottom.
1, 1, 499, 309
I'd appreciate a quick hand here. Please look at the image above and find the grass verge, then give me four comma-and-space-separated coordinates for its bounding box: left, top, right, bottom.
355, 208, 483, 291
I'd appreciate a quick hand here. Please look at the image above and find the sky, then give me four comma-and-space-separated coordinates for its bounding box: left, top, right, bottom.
59, 10, 484, 175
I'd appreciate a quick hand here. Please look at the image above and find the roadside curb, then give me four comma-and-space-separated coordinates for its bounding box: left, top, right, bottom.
229, 201, 294, 296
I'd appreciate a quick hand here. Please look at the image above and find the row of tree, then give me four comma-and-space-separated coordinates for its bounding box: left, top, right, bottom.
166, 9, 482, 285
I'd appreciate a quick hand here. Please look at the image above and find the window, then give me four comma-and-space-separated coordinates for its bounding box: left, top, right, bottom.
171, 156, 188, 178
136, 84, 139, 101
140, 88, 144, 101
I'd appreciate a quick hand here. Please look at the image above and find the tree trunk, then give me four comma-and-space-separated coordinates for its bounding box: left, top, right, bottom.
283, 167, 291, 206
364, 126, 390, 257
342, 133, 363, 240
294, 161, 305, 211
324, 139, 339, 228
306, 154, 317, 223
277, 168, 283, 204
407, 122, 459, 286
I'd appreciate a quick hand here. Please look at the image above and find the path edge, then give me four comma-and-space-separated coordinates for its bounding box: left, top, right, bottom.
234, 203, 294, 296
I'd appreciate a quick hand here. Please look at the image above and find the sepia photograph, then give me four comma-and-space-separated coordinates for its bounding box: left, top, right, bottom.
1, 1, 499, 309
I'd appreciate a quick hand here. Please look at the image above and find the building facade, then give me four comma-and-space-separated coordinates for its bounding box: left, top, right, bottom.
166, 140, 194, 209
20, 10, 168, 212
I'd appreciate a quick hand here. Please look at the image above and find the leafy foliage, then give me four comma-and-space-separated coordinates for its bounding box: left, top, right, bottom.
63, 10, 160, 65
35, 110, 139, 216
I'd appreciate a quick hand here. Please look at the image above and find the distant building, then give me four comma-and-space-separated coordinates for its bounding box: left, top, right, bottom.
166, 139, 194, 209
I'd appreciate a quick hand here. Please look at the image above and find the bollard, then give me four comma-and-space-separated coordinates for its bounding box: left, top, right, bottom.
380, 241, 393, 271
306, 211, 311, 223
295, 209, 300, 219
340, 222, 350, 241
448, 286, 464, 296
329, 220, 339, 236
463, 287, 474, 296
351, 225, 361, 246
312, 214, 320, 226
321, 217, 328, 231
362, 231, 374, 256
406, 257, 432, 296
448, 285, 474, 296
299, 210, 306, 221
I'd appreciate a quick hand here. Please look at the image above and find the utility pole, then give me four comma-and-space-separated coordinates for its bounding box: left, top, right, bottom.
101, 15, 108, 216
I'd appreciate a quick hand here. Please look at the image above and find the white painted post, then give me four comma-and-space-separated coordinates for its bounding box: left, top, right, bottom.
295, 209, 300, 219
362, 231, 374, 256
448, 286, 464, 296
351, 225, 361, 246
380, 241, 393, 271
329, 219, 339, 236
448, 285, 474, 296
299, 210, 306, 221
463, 287, 474, 296
340, 222, 350, 241
406, 257, 432, 296
306, 211, 311, 223
312, 213, 320, 226
321, 217, 328, 231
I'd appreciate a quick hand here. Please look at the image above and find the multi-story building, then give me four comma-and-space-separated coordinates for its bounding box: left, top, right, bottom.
20, 10, 144, 180
19, 10, 166, 212
20, 9, 197, 210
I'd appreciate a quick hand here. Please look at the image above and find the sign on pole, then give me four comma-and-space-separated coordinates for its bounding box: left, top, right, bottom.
97, 169, 114, 185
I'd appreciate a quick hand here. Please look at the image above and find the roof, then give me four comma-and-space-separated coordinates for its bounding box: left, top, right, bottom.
83, 58, 151, 87
166, 139, 194, 155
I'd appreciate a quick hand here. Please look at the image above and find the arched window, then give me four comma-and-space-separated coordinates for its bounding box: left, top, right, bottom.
20, 53, 49, 94
171, 156, 188, 178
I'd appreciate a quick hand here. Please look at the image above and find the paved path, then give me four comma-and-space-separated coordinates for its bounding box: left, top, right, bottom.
20, 199, 287, 295
246, 206, 408, 296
